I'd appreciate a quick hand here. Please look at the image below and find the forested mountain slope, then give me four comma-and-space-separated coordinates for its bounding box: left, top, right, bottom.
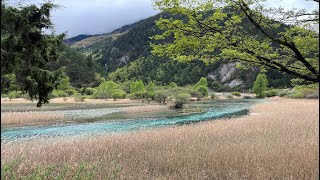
65, 11, 293, 90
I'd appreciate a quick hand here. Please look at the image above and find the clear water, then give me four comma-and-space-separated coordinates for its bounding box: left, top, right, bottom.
1, 99, 262, 141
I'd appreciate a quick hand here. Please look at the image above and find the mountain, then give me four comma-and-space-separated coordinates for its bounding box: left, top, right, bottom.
65, 12, 293, 90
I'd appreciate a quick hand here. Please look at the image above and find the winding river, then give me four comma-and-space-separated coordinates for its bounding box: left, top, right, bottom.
1, 99, 263, 141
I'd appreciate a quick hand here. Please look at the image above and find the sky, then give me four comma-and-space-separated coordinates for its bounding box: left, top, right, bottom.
6, 0, 318, 38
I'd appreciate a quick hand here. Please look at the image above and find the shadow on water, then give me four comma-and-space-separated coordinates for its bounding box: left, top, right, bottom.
1, 99, 263, 141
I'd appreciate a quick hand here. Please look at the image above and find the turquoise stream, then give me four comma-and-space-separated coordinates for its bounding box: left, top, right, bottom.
1, 99, 262, 141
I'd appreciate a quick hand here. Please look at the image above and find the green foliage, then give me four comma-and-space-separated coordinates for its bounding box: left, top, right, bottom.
231, 92, 241, 97
65, 89, 78, 96
154, 90, 169, 103
84, 88, 97, 95
1, 2, 66, 107
112, 89, 127, 100
278, 89, 290, 97
173, 93, 191, 109
7, 91, 17, 100
74, 95, 86, 102
93, 81, 121, 99
48, 45, 106, 88
253, 74, 268, 98
265, 89, 282, 97
286, 84, 319, 99
196, 86, 209, 98
151, 0, 319, 83
130, 80, 146, 93
168, 82, 178, 88
53, 90, 68, 97
194, 77, 208, 89
287, 92, 305, 99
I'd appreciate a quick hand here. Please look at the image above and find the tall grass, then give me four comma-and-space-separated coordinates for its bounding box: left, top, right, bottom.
1, 111, 64, 126
1, 98, 319, 179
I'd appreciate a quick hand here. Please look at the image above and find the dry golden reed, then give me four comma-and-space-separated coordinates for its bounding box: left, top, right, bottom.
1, 98, 319, 179
1, 111, 64, 126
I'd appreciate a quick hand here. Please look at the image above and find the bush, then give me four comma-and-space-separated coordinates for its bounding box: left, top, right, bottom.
168, 82, 178, 88
129, 91, 148, 99
65, 89, 78, 96
186, 88, 202, 98
74, 95, 86, 102
94, 81, 121, 99
7, 91, 17, 100
84, 88, 97, 95
173, 93, 191, 109
226, 94, 234, 98
305, 93, 319, 99
112, 90, 127, 100
155, 90, 169, 104
287, 92, 305, 99
53, 90, 68, 97
278, 90, 289, 97
1, 94, 8, 98
196, 86, 208, 97
49, 91, 59, 98
230, 92, 241, 97
265, 89, 281, 97
211, 93, 217, 99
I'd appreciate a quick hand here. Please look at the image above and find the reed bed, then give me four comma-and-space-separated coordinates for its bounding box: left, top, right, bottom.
1, 98, 319, 179
1, 111, 64, 126
123, 105, 169, 114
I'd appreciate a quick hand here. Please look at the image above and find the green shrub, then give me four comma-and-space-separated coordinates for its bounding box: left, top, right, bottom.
66, 89, 78, 96
186, 88, 202, 98
265, 89, 281, 97
1, 94, 8, 98
49, 91, 59, 98
84, 88, 97, 95
278, 90, 290, 97
230, 92, 241, 97
155, 90, 169, 104
305, 93, 319, 99
293, 84, 319, 98
94, 81, 121, 99
196, 86, 208, 97
211, 93, 217, 99
226, 94, 234, 98
173, 93, 191, 109
53, 90, 68, 97
287, 92, 305, 99
129, 91, 148, 99
168, 82, 178, 88
7, 91, 17, 100
74, 95, 86, 102
112, 90, 127, 100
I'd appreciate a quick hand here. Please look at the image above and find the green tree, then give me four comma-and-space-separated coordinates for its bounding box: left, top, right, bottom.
130, 80, 146, 93
253, 73, 268, 98
1, 2, 65, 106
173, 93, 191, 108
151, 0, 319, 83
94, 81, 120, 99
155, 90, 169, 103
194, 77, 208, 89
196, 86, 209, 98
168, 82, 178, 88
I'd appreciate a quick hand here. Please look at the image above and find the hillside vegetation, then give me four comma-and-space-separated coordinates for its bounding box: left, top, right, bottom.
66, 11, 293, 90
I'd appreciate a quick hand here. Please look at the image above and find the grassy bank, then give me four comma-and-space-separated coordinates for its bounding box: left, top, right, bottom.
1, 97, 318, 179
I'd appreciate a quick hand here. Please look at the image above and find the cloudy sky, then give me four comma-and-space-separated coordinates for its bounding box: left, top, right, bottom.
7, 0, 318, 38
